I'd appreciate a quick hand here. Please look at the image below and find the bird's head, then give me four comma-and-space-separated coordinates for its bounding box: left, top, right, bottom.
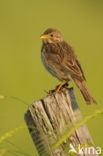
40, 28, 63, 43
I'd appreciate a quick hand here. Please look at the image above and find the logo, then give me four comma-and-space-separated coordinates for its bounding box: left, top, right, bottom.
69, 143, 101, 155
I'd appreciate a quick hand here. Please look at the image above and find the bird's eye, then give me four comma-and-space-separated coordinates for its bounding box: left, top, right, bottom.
50, 34, 53, 37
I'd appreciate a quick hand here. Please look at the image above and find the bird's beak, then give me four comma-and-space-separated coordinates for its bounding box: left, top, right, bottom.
40, 35, 48, 40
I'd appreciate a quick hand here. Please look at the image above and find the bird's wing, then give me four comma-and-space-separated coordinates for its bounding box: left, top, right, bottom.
76, 59, 86, 80
61, 41, 86, 81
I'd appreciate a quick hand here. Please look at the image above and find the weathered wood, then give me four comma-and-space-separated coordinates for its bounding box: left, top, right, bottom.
25, 88, 98, 156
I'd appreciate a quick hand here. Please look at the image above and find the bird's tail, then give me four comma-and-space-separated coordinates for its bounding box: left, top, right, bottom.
74, 79, 97, 104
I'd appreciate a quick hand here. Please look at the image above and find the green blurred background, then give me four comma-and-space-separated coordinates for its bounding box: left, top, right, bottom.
0, 0, 103, 155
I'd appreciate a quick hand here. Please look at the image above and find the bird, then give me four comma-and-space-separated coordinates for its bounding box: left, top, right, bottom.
40, 28, 96, 104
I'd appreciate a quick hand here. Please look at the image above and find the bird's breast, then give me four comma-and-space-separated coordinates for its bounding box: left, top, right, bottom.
41, 43, 71, 81
41, 46, 57, 77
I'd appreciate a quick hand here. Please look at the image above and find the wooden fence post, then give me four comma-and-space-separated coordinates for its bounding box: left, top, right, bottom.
25, 88, 98, 156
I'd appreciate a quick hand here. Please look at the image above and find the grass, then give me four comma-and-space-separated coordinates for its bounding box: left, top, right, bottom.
52, 107, 103, 150
0, 94, 103, 156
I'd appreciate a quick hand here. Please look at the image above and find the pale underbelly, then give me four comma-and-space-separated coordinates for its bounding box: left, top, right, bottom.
41, 53, 71, 81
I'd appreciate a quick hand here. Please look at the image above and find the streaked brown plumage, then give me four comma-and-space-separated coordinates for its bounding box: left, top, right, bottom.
40, 28, 96, 104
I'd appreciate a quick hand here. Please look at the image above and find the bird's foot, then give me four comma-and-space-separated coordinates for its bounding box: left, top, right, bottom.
44, 81, 68, 95
55, 81, 68, 92
44, 89, 55, 94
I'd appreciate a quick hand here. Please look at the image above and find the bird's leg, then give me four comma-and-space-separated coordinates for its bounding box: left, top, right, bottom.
46, 80, 69, 94
55, 80, 68, 92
